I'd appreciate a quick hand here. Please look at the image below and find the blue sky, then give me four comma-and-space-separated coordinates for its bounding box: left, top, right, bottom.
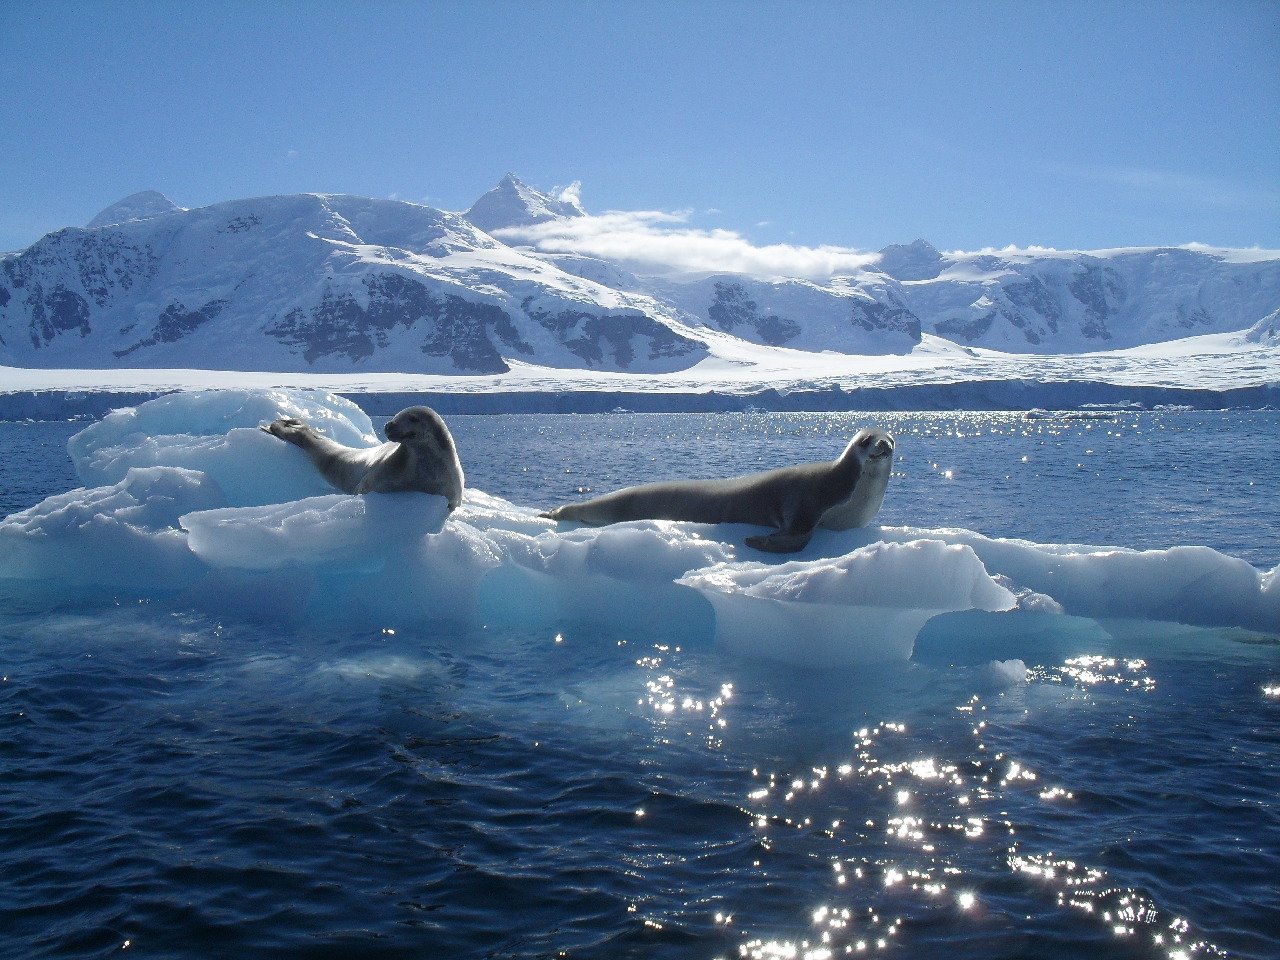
2, 0, 1277, 254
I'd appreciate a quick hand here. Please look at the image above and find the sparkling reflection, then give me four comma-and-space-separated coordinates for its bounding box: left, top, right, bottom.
724, 677, 1231, 958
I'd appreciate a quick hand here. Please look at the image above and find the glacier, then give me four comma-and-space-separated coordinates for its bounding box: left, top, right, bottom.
1, 390, 1274, 665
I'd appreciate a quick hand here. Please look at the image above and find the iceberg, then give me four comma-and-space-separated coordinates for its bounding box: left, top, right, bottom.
1, 389, 1275, 663
67, 388, 374, 505
678, 540, 1015, 666
181, 493, 450, 571
0, 466, 222, 597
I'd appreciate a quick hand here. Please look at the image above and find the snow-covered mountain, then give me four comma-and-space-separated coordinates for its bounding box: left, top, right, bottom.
463, 173, 585, 233
84, 190, 185, 229
2, 176, 1278, 375
1245, 308, 1280, 345
886, 241, 1280, 351
0, 189, 706, 374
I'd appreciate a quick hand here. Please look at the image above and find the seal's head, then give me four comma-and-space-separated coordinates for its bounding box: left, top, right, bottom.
846, 427, 894, 467
384, 406, 452, 447
383, 405, 464, 508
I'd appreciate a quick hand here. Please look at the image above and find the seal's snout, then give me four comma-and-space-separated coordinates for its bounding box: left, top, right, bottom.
871, 437, 894, 458
384, 420, 406, 442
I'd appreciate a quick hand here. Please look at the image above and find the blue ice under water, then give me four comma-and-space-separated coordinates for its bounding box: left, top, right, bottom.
0, 396, 1277, 959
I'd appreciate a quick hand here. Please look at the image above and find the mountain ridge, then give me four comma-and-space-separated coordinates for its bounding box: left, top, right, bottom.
2, 178, 1277, 375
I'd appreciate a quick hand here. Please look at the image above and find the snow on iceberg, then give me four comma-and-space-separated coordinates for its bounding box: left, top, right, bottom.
181, 492, 450, 570
1, 389, 1276, 660
67, 388, 374, 506
827, 526, 1280, 634
0, 466, 222, 598
678, 540, 1016, 666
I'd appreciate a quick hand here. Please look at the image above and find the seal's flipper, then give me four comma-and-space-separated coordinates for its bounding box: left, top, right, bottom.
745, 529, 814, 553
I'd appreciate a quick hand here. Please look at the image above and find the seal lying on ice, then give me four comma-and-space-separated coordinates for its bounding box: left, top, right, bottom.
542, 428, 894, 553
261, 405, 464, 509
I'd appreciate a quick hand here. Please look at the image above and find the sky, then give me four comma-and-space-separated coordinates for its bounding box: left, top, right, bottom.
2, 0, 1277, 260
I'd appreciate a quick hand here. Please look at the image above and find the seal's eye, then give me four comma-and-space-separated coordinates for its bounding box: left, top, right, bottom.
858, 435, 873, 447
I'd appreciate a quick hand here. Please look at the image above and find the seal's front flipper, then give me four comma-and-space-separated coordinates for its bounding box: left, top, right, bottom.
745, 529, 814, 553
261, 417, 314, 444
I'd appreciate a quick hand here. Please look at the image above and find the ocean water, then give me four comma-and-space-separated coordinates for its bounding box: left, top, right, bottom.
1, 410, 1277, 959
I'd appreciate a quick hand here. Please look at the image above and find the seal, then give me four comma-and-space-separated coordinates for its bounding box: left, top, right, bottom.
541, 428, 894, 553
261, 405, 464, 509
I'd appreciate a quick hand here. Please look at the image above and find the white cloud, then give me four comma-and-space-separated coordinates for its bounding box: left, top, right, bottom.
556, 180, 583, 206
494, 208, 878, 279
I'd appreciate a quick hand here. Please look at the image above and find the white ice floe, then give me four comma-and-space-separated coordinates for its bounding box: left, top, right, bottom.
181, 493, 450, 571
678, 541, 1015, 665
982, 659, 1029, 689
1, 390, 1276, 661
67, 388, 375, 506
0, 466, 221, 594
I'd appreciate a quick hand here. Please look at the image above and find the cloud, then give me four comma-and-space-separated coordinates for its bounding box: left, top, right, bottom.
556, 180, 582, 206
494, 208, 878, 279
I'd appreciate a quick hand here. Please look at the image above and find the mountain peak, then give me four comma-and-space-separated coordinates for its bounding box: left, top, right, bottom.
876, 238, 943, 281
86, 190, 184, 229
464, 175, 586, 233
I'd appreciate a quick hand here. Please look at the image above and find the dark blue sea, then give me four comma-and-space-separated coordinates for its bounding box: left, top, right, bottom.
1, 410, 1277, 959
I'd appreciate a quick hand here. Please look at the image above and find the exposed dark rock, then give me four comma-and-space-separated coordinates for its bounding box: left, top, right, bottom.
850, 295, 922, 341
115, 299, 228, 357
1174, 303, 1213, 329
3, 230, 157, 314
1004, 276, 1061, 333
707, 282, 800, 345
936, 309, 1000, 342
266, 273, 531, 373
220, 214, 261, 233
1068, 264, 1124, 339
28, 284, 91, 346
0, 285, 9, 308
525, 298, 702, 368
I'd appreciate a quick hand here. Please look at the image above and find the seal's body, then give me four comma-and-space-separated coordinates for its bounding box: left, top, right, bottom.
261, 406, 464, 509
542, 428, 893, 553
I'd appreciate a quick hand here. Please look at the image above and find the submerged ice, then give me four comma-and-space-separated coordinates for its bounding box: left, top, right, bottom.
1, 389, 1276, 661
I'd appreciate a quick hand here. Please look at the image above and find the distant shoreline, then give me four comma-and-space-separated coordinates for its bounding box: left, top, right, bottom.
2, 381, 1276, 420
